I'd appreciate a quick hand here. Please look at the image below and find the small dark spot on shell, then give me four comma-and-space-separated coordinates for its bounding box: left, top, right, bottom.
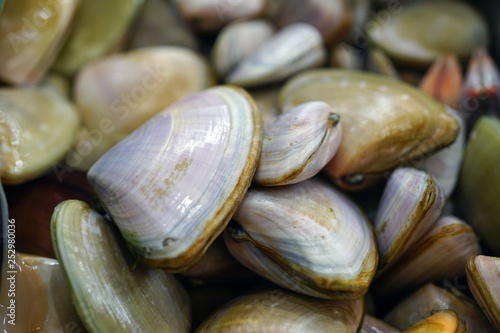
342, 173, 365, 186
163, 237, 177, 247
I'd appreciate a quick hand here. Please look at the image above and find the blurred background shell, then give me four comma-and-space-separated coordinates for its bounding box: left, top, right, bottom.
0, 87, 79, 184
367, 0, 489, 66
0, 0, 79, 84
70, 46, 215, 170
52, 0, 143, 76
128, 0, 198, 50
264, 0, 352, 45
173, 0, 266, 32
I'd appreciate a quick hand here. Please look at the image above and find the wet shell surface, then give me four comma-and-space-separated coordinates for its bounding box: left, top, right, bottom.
374, 168, 444, 274
70, 46, 215, 171
225, 178, 378, 300
0, 88, 79, 184
375, 216, 481, 296
368, 0, 489, 66
384, 283, 495, 332
0, 254, 85, 333
226, 23, 327, 87
196, 289, 364, 332
458, 116, 500, 255
466, 255, 500, 331
0, 0, 79, 84
51, 200, 191, 332
279, 69, 459, 190
254, 101, 342, 186
403, 310, 465, 333
362, 315, 400, 333
87, 86, 262, 271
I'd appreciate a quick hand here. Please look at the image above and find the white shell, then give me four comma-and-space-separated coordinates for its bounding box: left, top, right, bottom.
254, 101, 342, 186
423, 107, 465, 198
87, 86, 262, 271
374, 168, 444, 274
212, 19, 275, 77
224, 178, 378, 300
226, 23, 327, 87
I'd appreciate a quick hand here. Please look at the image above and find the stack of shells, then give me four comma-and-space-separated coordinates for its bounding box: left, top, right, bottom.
0, 0, 500, 332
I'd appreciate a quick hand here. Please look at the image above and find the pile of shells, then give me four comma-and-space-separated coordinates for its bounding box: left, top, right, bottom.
1, 0, 500, 332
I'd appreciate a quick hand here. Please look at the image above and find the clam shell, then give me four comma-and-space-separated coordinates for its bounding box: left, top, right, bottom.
362, 315, 400, 333
374, 216, 481, 296
181, 235, 252, 281
128, 0, 198, 50
0, 254, 85, 333
196, 289, 364, 332
403, 310, 465, 333
0, 0, 79, 84
70, 46, 215, 171
367, 48, 400, 79
466, 255, 500, 331
279, 69, 459, 190
226, 23, 327, 88
254, 101, 342, 186
264, 0, 352, 44
0, 88, 79, 184
250, 87, 281, 126
384, 283, 495, 332
225, 178, 378, 300
52, 0, 143, 76
419, 54, 463, 110
368, 0, 489, 66
330, 42, 364, 71
212, 19, 275, 78
173, 0, 265, 32
374, 168, 444, 275
422, 107, 465, 198
51, 200, 191, 332
458, 116, 500, 255
461, 48, 500, 133
87, 86, 262, 271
